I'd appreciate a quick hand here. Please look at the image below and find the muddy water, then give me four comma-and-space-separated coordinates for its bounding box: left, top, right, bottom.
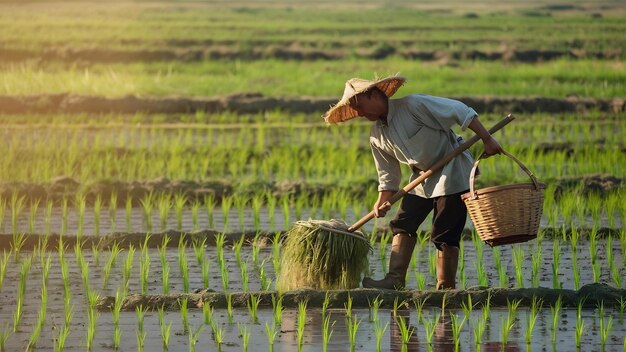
1, 236, 625, 351
2, 206, 623, 236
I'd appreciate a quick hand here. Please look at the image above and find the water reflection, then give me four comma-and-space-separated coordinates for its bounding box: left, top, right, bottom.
390, 310, 419, 352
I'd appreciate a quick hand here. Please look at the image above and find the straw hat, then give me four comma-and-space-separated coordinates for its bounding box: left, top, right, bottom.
323, 75, 406, 124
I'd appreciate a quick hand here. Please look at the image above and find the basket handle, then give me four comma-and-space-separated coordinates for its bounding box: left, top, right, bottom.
468, 150, 540, 200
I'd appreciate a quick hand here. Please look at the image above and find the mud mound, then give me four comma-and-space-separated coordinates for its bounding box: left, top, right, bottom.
0, 47, 622, 63
556, 174, 624, 195
0, 94, 623, 115
96, 283, 626, 312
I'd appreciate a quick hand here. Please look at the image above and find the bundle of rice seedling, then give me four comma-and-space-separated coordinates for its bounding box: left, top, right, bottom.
276, 219, 371, 292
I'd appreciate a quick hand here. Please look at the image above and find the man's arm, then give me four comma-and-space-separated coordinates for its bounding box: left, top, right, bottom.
468, 116, 504, 157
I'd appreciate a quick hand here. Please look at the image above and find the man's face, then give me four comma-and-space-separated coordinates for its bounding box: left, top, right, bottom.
349, 91, 385, 121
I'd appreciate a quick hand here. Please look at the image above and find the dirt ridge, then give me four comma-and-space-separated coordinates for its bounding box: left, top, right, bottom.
0, 47, 622, 63
95, 283, 626, 311
0, 94, 624, 115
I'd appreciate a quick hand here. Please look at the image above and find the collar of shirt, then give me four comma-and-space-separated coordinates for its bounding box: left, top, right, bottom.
377, 99, 396, 127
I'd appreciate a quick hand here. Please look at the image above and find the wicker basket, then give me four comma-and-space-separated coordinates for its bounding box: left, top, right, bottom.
462, 151, 546, 247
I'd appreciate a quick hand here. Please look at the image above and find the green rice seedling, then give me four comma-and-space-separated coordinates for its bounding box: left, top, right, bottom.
428, 249, 437, 281
472, 313, 486, 349
232, 235, 244, 268
44, 199, 53, 235
11, 232, 27, 263
248, 294, 261, 323
75, 241, 90, 291
251, 238, 261, 268
507, 299, 521, 322
251, 194, 264, 231
322, 291, 330, 319
188, 324, 204, 352
271, 293, 284, 326
607, 236, 621, 288
526, 296, 542, 345
193, 238, 206, 266
294, 193, 306, 221
265, 192, 277, 231
159, 236, 170, 294
272, 232, 281, 274
550, 296, 562, 345
237, 323, 250, 352
41, 253, 52, 284
481, 291, 492, 323
599, 303, 613, 349
457, 241, 467, 289
125, 195, 133, 232
136, 305, 147, 352
618, 298, 626, 323
102, 242, 121, 289
0, 251, 8, 290
512, 245, 525, 287
322, 314, 335, 352
211, 321, 225, 350
10, 192, 25, 235
109, 192, 117, 233
414, 297, 427, 321
234, 194, 248, 231
123, 245, 135, 295
12, 296, 23, 333
191, 200, 201, 231
221, 196, 233, 232
259, 259, 271, 291
180, 298, 189, 333
265, 322, 278, 352
393, 297, 408, 317
240, 261, 248, 292
473, 233, 488, 286
140, 237, 151, 294
347, 316, 362, 351
113, 289, 124, 350
378, 232, 391, 264
158, 307, 171, 351
140, 193, 154, 232
91, 241, 101, 268
531, 243, 542, 287
203, 301, 214, 325
368, 296, 382, 322
421, 314, 438, 351
460, 295, 475, 321
450, 313, 466, 351
76, 193, 87, 238
415, 271, 426, 290
28, 198, 40, 234
296, 299, 308, 347
205, 194, 216, 229
226, 293, 234, 324
55, 321, 70, 352
394, 314, 413, 348
93, 195, 102, 236
493, 248, 508, 287
158, 194, 172, 231
61, 198, 69, 235
178, 236, 190, 293
27, 305, 44, 350
280, 195, 290, 230
86, 295, 99, 351
344, 293, 353, 319
174, 193, 186, 230
575, 301, 585, 348
501, 315, 515, 346
552, 240, 562, 289
0, 197, 5, 232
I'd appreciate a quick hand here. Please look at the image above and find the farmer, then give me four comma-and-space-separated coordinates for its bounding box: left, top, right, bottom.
323, 75, 503, 290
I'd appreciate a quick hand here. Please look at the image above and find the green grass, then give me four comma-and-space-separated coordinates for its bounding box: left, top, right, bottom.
0, 59, 623, 98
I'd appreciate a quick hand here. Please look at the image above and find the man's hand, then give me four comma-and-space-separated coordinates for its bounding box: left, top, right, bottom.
373, 190, 394, 217
468, 116, 505, 158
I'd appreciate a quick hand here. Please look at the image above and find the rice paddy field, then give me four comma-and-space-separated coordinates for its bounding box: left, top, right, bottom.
1, 0, 625, 351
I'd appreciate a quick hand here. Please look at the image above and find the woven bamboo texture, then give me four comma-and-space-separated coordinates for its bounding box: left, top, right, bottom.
462, 151, 546, 247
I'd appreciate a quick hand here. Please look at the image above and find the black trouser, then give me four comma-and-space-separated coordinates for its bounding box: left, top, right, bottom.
389, 191, 468, 249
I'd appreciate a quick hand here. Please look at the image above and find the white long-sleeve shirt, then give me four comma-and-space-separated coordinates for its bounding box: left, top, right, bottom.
370, 94, 477, 198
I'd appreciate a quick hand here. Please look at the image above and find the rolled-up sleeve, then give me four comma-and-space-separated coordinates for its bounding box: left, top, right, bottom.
370, 137, 401, 192
409, 95, 477, 131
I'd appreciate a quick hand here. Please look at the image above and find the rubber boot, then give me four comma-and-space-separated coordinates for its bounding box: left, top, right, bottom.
435, 244, 459, 290
362, 233, 417, 290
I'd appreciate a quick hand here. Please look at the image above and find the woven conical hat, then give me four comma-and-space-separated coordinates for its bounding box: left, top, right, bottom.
323, 75, 406, 124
